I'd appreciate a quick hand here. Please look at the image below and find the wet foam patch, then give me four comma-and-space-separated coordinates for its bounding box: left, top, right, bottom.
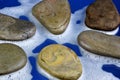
0, 0, 120, 80
80, 47, 120, 63
37, 63, 59, 80
79, 57, 120, 80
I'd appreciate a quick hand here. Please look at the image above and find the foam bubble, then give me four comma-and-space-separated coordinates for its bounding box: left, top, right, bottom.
84, 26, 119, 35
0, 0, 120, 80
80, 47, 120, 64
37, 63, 59, 80
79, 57, 120, 80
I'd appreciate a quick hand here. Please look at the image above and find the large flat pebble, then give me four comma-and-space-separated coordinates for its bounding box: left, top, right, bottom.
0, 13, 36, 41
78, 30, 120, 59
38, 44, 82, 80
0, 43, 27, 75
32, 0, 71, 34
85, 0, 120, 31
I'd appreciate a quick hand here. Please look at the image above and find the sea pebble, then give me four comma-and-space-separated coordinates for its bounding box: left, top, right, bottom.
85, 0, 120, 31
0, 43, 27, 75
0, 13, 36, 41
32, 0, 71, 34
78, 30, 120, 59
37, 44, 82, 80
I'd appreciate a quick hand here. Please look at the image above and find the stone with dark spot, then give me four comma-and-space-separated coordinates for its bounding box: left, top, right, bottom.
0, 43, 27, 75
0, 13, 36, 41
78, 30, 120, 59
32, 0, 71, 34
85, 0, 120, 31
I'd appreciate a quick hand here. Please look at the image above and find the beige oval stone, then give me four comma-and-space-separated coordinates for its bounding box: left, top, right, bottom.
0, 13, 36, 41
0, 43, 27, 75
85, 0, 120, 31
38, 44, 82, 80
32, 0, 71, 34
78, 30, 120, 59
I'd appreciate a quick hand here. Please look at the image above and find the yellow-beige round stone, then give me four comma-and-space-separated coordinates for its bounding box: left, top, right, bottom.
38, 44, 82, 80
0, 43, 27, 75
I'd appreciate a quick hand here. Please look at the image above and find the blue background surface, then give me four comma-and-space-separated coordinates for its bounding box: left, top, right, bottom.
0, 0, 120, 80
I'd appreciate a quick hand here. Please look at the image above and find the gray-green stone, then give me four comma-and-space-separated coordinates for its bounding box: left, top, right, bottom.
32, 0, 71, 34
78, 30, 120, 59
0, 43, 27, 75
0, 13, 36, 41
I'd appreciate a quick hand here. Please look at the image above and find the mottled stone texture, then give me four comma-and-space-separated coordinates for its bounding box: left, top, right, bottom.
38, 44, 82, 80
85, 0, 120, 31
0, 13, 36, 41
32, 0, 71, 34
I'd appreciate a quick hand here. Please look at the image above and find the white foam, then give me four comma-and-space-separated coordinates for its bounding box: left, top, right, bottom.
79, 57, 120, 80
0, 0, 120, 80
37, 63, 59, 80
84, 26, 119, 35
80, 47, 120, 64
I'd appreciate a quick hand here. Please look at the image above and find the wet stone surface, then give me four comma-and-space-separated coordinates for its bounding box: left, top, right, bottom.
0, 13, 36, 41
85, 0, 120, 31
32, 0, 71, 34
78, 30, 120, 59
0, 43, 27, 75
38, 44, 82, 80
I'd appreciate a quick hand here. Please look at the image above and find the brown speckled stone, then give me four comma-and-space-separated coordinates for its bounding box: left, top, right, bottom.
0, 43, 27, 75
0, 13, 36, 41
38, 44, 82, 80
85, 0, 120, 31
32, 0, 71, 34
78, 30, 120, 59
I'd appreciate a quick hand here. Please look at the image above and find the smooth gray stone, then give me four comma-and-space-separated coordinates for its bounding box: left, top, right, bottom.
32, 0, 71, 34
78, 30, 120, 59
0, 43, 27, 75
0, 13, 36, 41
